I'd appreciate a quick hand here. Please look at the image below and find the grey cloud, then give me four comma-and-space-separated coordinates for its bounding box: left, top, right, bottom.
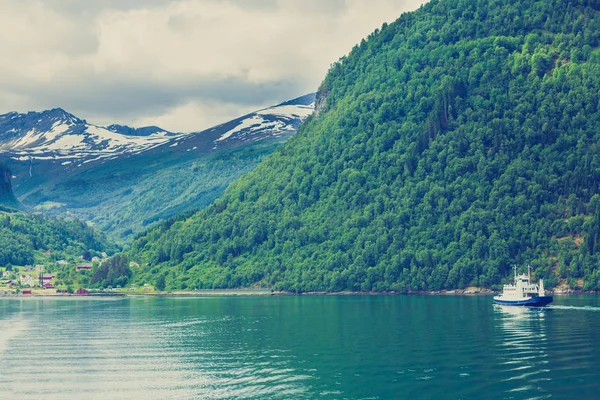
2, 73, 308, 123
42, 0, 181, 15
2, 0, 425, 131
45, 0, 349, 17
225, 0, 348, 13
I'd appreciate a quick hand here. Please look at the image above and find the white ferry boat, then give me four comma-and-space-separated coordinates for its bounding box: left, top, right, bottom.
493, 266, 553, 307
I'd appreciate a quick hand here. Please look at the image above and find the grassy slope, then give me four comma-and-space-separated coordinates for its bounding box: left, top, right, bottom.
59, 142, 282, 242
7, 138, 285, 243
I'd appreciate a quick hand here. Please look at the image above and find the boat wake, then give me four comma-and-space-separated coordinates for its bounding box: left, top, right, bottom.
547, 305, 600, 312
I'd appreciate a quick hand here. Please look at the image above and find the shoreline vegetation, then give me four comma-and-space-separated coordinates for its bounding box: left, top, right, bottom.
1, 288, 598, 298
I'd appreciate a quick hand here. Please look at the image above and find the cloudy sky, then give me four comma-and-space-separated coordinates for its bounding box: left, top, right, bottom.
1, 0, 424, 132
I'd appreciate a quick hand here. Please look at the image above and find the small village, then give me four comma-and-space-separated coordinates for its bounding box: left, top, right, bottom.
0, 250, 153, 297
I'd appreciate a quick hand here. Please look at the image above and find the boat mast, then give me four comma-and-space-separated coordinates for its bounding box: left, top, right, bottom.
513, 265, 517, 283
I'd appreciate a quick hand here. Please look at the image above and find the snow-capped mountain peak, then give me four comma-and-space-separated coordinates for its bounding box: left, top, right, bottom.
0, 109, 179, 161
211, 93, 315, 144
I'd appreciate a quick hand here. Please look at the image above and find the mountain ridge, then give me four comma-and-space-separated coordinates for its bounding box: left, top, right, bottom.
0, 93, 315, 164
0, 108, 178, 161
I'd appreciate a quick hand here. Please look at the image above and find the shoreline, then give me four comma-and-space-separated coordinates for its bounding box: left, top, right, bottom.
1, 288, 598, 298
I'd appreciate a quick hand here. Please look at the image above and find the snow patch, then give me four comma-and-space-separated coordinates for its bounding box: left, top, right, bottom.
45, 133, 85, 150
216, 116, 264, 142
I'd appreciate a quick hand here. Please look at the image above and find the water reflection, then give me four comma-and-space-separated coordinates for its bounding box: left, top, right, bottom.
494, 305, 551, 400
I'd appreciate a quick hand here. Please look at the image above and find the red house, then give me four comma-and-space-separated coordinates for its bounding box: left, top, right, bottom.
76, 288, 89, 295
76, 264, 93, 271
21, 289, 32, 295
43, 283, 54, 289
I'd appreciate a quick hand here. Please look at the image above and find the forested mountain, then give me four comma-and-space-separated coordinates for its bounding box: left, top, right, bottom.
1, 94, 314, 241
130, 0, 600, 292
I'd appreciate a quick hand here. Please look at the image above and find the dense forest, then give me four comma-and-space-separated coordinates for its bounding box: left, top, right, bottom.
0, 211, 117, 267
129, 0, 600, 292
90, 254, 132, 289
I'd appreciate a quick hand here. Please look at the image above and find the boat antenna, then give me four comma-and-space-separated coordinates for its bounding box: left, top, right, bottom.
514, 265, 517, 282
528, 264, 531, 280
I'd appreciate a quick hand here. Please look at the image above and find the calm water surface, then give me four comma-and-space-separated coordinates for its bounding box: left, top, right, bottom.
0, 295, 599, 399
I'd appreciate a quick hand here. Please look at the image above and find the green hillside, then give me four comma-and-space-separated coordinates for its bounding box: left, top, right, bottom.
130, 0, 600, 292
0, 211, 117, 267
14, 141, 285, 243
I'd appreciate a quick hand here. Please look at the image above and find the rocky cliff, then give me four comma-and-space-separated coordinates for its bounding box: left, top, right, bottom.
0, 163, 18, 209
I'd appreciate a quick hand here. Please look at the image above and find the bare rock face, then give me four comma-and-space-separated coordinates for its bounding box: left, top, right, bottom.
314, 86, 330, 118
0, 163, 18, 208
1, 164, 12, 193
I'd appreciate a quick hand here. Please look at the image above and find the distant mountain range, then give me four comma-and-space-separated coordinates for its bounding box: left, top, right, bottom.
0, 93, 315, 241
0, 108, 176, 161
0, 93, 315, 164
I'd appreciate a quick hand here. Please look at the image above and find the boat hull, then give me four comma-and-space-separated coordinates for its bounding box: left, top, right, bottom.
493, 296, 553, 307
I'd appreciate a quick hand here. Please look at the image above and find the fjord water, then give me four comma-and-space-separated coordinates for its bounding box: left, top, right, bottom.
1, 296, 599, 400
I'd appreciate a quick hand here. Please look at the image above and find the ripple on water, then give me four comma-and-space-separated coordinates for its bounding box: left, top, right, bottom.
0, 315, 29, 354
1, 296, 599, 400
0, 302, 313, 400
